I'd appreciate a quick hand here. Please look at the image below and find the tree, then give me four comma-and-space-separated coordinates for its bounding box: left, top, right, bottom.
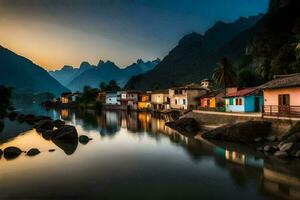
0, 86, 13, 117
256, 59, 272, 82
98, 80, 121, 92
238, 68, 261, 87
212, 58, 237, 95
78, 86, 99, 105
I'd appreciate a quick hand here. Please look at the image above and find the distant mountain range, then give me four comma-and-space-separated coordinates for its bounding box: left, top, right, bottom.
124, 14, 263, 90
0, 45, 69, 96
125, 0, 300, 90
50, 58, 160, 92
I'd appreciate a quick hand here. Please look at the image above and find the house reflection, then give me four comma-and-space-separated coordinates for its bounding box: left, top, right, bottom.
262, 162, 300, 200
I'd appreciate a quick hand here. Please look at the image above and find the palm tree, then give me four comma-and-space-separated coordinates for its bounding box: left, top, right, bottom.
212, 58, 237, 95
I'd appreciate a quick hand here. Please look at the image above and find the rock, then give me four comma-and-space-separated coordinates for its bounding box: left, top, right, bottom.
265, 135, 277, 142
285, 132, 300, 143
48, 149, 55, 152
24, 114, 36, 125
35, 120, 54, 132
42, 130, 54, 140
264, 145, 278, 153
202, 121, 272, 143
3, 147, 22, 159
0, 149, 3, 158
53, 120, 65, 128
165, 118, 200, 136
35, 115, 52, 122
274, 151, 289, 159
279, 142, 294, 152
52, 125, 78, 141
281, 122, 300, 141
7, 112, 18, 120
296, 151, 300, 158
79, 135, 91, 144
254, 137, 263, 143
26, 148, 40, 156
257, 146, 264, 151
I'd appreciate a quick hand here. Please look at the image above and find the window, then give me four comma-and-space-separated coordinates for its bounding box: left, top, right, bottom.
183, 99, 186, 105
278, 94, 290, 106
229, 98, 234, 105
175, 99, 178, 105
235, 98, 243, 106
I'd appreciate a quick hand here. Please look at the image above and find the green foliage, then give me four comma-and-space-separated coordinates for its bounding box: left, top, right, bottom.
0, 86, 13, 117
256, 59, 272, 82
212, 58, 237, 92
238, 68, 261, 87
99, 80, 121, 92
238, 55, 253, 70
77, 86, 99, 105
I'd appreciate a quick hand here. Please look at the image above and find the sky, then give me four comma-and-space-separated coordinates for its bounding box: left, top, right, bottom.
0, 0, 269, 70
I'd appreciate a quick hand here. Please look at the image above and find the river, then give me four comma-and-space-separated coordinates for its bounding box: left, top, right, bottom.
0, 104, 300, 199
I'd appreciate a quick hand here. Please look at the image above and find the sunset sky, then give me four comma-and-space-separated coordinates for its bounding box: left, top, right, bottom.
0, 0, 269, 70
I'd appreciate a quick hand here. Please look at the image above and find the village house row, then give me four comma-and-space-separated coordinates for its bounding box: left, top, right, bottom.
59, 73, 300, 118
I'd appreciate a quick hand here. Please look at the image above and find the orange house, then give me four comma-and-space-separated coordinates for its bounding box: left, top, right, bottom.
260, 73, 300, 117
199, 89, 225, 108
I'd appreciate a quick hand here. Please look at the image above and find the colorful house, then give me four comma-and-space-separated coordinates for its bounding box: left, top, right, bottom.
151, 89, 170, 111
224, 88, 263, 112
169, 83, 209, 110
120, 90, 141, 110
105, 92, 121, 105
97, 91, 106, 103
260, 73, 300, 117
138, 92, 152, 110
60, 92, 78, 104
200, 89, 225, 108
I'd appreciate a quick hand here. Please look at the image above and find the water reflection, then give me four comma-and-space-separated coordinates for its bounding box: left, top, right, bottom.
1, 109, 300, 199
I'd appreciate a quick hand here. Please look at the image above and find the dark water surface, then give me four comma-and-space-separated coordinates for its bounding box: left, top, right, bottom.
0, 105, 300, 199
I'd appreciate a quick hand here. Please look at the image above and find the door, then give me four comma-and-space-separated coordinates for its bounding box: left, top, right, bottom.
278, 94, 290, 114
254, 97, 260, 112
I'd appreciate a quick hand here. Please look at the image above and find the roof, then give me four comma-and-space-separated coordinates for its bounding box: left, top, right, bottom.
151, 89, 169, 94
172, 83, 209, 91
201, 89, 224, 98
225, 87, 258, 98
259, 73, 300, 90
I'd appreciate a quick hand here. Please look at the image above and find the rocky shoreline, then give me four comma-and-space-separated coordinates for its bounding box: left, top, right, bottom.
166, 114, 300, 160
0, 111, 92, 160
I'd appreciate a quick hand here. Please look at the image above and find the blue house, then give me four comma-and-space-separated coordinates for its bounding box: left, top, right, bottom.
225, 88, 263, 112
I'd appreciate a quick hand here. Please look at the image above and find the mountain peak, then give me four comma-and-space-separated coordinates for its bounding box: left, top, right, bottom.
137, 59, 144, 64
79, 61, 91, 69
97, 60, 105, 67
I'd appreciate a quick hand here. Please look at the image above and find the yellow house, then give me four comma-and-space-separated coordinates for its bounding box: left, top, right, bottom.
138, 93, 151, 110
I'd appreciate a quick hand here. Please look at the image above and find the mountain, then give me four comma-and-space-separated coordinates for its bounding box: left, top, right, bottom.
124, 14, 263, 90
49, 61, 95, 86
67, 58, 160, 92
0, 45, 69, 96
126, 0, 300, 91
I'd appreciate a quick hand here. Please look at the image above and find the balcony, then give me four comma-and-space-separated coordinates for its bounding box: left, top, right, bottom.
263, 105, 300, 118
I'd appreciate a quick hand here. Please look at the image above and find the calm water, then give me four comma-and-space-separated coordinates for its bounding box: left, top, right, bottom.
1, 105, 300, 199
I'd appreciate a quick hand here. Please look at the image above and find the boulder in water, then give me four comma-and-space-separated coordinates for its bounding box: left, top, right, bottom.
202, 121, 272, 143
52, 125, 78, 141
35, 120, 54, 132
4, 147, 22, 159
53, 119, 65, 128
165, 118, 200, 136
79, 135, 91, 144
42, 130, 54, 140
26, 148, 40, 156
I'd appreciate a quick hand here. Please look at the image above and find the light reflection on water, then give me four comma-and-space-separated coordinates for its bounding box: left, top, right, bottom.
0, 108, 300, 199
